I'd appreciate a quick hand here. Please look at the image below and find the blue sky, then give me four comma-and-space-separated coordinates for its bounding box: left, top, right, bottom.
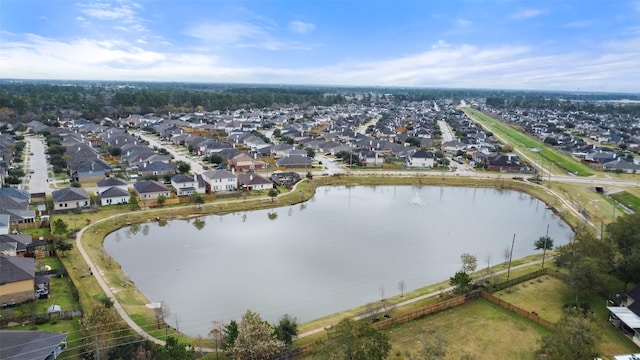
1, 0, 639, 92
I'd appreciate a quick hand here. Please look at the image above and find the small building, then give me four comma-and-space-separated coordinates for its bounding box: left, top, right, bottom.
51, 187, 90, 211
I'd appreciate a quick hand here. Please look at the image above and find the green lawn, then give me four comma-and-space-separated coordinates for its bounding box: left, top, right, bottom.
462, 108, 594, 176
610, 191, 640, 213
301, 299, 551, 360
495, 276, 639, 356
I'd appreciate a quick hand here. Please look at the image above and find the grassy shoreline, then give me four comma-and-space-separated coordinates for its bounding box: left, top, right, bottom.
51, 173, 628, 355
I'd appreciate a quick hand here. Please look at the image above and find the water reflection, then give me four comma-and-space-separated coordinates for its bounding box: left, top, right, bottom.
104, 186, 574, 337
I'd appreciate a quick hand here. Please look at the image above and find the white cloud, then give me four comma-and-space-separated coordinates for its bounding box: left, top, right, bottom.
77, 1, 136, 21
1, 31, 639, 92
183, 22, 266, 45
455, 18, 472, 27
76, 1, 148, 31
184, 21, 315, 51
563, 20, 598, 28
510, 8, 545, 20
288, 20, 315, 34
432, 40, 451, 49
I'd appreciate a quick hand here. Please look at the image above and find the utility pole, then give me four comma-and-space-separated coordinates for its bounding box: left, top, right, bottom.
542, 224, 549, 270
506, 234, 515, 283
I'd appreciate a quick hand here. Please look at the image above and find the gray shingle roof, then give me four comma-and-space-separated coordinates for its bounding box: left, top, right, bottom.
51, 187, 90, 203
0, 254, 34, 283
0, 330, 67, 360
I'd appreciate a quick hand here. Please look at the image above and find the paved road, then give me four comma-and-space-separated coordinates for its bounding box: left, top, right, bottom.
132, 131, 204, 174
25, 136, 49, 194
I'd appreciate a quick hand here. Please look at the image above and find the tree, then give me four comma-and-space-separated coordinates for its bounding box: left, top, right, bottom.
398, 280, 406, 297
274, 314, 298, 346
449, 270, 473, 295
539, 308, 601, 360
79, 303, 127, 360
460, 253, 477, 273
569, 257, 604, 302
51, 218, 69, 239
55, 239, 73, 257
155, 336, 195, 360
534, 235, 554, 269
210, 321, 225, 359
221, 320, 238, 351
615, 252, 640, 292
128, 192, 139, 210
607, 211, 640, 255
157, 194, 167, 206
315, 318, 391, 360
268, 188, 279, 201
306, 147, 316, 158
228, 310, 283, 360
177, 161, 191, 174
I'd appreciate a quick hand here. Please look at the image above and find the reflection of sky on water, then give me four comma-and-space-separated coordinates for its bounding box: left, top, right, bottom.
104, 185, 573, 337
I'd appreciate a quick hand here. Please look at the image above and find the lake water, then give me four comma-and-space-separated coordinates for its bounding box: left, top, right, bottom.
103, 185, 574, 337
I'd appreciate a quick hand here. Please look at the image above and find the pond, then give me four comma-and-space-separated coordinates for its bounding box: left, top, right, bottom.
103, 185, 574, 337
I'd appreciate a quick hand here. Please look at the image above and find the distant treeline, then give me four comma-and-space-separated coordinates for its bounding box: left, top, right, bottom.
0, 79, 639, 122
485, 94, 640, 115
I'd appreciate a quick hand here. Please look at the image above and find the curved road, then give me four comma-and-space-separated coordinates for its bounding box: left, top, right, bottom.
70, 131, 637, 348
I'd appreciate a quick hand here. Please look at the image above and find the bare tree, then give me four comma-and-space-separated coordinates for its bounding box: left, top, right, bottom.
398, 280, 406, 297
209, 320, 225, 359
379, 287, 385, 301
503, 246, 511, 265
154, 301, 171, 330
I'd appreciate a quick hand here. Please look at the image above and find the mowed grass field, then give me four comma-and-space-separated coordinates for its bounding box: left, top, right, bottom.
385, 299, 549, 360
462, 107, 595, 176
495, 276, 640, 356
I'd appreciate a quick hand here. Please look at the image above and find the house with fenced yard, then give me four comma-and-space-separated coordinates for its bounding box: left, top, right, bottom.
607, 284, 640, 346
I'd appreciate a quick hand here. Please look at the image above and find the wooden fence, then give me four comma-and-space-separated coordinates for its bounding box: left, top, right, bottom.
480, 291, 553, 328
372, 293, 472, 330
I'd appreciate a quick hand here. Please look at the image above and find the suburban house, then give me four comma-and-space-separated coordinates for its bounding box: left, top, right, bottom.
51, 187, 91, 211
170, 174, 206, 197
270, 172, 301, 187
0, 234, 36, 257
406, 149, 436, 168
133, 180, 170, 202
0, 330, 67, 360
0, 190, 36, 225
358, 150, 384, 167
608, 284, 640, 346
69, 158, 113, 183
228, 153, 267, 172
138, 161, 176, 178
275, 154, 313, 169
237, 173, 273, 191
0, 254, 35, 306
442, 140, 467, 154
98, 187, 130, 206
97, 177, 129, 194
202, 169, 237, 192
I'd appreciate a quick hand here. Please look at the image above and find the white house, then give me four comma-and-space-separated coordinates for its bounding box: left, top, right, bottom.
171, 174, 207, 197
406, 149, 436, 168
202, 169, 237, 192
